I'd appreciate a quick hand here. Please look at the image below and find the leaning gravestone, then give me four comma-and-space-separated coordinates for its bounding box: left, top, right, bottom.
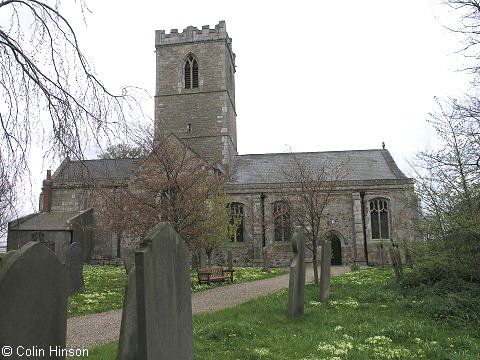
288, 227, 306, 319
117, 222, 194, 360
389, 246, 403, 283
0, 241, 68, 360
65, 242, 84, 294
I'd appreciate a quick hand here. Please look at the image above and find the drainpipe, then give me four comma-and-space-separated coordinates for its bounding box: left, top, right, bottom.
360, 191, 369, 266
260, 193, 268, 271
260, 193, 266, 247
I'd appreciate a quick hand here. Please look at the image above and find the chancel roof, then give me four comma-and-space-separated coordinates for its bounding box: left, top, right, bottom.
53, 158, 136, 181
230, 149, 409, 185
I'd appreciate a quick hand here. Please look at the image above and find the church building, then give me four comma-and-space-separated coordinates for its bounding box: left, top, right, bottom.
8, 21, 418, 266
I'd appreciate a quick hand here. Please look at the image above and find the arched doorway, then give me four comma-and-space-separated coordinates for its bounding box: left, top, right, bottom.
328, 233, 342, 265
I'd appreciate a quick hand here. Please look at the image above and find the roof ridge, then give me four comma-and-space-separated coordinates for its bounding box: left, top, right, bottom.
235, 149, 384, 157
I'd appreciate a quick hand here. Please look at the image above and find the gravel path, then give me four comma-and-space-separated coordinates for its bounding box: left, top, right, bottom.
66, 265, 350, 350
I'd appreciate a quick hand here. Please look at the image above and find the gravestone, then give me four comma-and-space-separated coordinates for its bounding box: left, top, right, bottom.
394, 246, 403, 275
389, 247, 403, 283
319, 240, 332, 302
0, 241, 68, 360
117, 266, 138, 359
117, 222, 194, 360
288, 227, 306, 320
122, 250, 136, 275
65, 242, 84, 294
227, 249, 233, 270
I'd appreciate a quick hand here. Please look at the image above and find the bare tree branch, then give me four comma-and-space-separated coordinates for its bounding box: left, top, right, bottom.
0, 0, 148, 234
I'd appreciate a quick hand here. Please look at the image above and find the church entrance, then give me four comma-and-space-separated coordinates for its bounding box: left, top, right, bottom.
328, 233, 342, 265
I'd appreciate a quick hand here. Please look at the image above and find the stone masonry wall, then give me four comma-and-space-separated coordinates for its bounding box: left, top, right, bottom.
225, 182, 417, 267
154, 21, 237, 166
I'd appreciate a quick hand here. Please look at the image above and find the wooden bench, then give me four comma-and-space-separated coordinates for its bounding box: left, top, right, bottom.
197, 266, 235, 285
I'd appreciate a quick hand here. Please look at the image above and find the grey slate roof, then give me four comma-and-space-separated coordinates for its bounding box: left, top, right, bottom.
53, 158, 136, 181
52, 149, 408, 185
10, 211, 85, 230
230, 149, 409, 185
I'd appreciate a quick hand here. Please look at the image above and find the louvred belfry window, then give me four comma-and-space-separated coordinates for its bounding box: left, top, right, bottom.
370, 198, 390, 240
184, 55, 198, 89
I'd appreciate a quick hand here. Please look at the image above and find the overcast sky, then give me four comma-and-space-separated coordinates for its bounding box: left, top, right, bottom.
17, 0, 472, 222
62, 1, 467, 164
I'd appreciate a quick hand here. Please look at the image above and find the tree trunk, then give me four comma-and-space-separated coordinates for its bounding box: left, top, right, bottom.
312, 249, 319, 284
206, 249, 212, 266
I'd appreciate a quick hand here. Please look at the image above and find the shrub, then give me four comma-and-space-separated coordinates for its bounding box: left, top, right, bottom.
405, 237, 480, 287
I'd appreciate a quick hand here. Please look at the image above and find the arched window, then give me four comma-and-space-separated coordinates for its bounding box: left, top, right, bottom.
229, 202, 244, 242
184, 55, 198, 89
370, 198, 390, 239
273, 201, 292, 242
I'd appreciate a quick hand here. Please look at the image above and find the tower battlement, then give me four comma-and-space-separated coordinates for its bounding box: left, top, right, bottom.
155, 21, 231, 47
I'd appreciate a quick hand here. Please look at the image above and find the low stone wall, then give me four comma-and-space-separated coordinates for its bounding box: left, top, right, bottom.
88, 256, 124, 266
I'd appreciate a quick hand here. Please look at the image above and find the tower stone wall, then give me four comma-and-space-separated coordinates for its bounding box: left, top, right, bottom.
154, 21, 237, 167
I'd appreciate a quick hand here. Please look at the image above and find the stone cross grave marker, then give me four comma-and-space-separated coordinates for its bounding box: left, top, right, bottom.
0, 241, 68, 359
118, 222, 194, 360
65, 242, 84, 294
288, 227, 306, 319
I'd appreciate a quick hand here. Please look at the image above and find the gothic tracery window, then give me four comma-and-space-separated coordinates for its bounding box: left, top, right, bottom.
370, 198, 390, 240
184, 55, 198, 89
273, 201, 292, 242
229, 202, 244, 242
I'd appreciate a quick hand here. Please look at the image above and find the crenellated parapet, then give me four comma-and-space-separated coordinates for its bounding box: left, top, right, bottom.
155, 20, 232, 49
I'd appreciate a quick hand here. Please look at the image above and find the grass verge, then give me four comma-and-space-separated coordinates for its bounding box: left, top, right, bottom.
69, 268, 480, 359
68, 265, 287, 318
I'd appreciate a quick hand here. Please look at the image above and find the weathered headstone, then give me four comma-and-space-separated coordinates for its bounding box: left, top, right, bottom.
319, 240, 332, 302
227, 249, 233, 270
65, 242, 84, 294
122, 250, 136, 275
117, 266, 138, 360
288, 227, 306, 320
117, 222, 194, 360
389, 246, 403, 283
0, 241, 68, 360
394, 246, 403, 275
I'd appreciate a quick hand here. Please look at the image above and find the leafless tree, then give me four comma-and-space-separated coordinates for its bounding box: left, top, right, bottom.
93, 131, 232, 254
0, 0, 144, 234
282, 154, 348, 284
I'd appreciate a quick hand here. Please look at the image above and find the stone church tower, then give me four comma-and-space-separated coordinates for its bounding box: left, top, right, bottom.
154, 21, 237, 167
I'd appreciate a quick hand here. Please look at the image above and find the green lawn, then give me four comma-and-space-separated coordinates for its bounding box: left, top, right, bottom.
68, 265, 287, 318
69, 268, 480, 359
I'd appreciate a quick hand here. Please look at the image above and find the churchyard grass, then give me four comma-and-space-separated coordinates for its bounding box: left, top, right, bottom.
67, 265, 287, 318
68, 268, 480, 359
